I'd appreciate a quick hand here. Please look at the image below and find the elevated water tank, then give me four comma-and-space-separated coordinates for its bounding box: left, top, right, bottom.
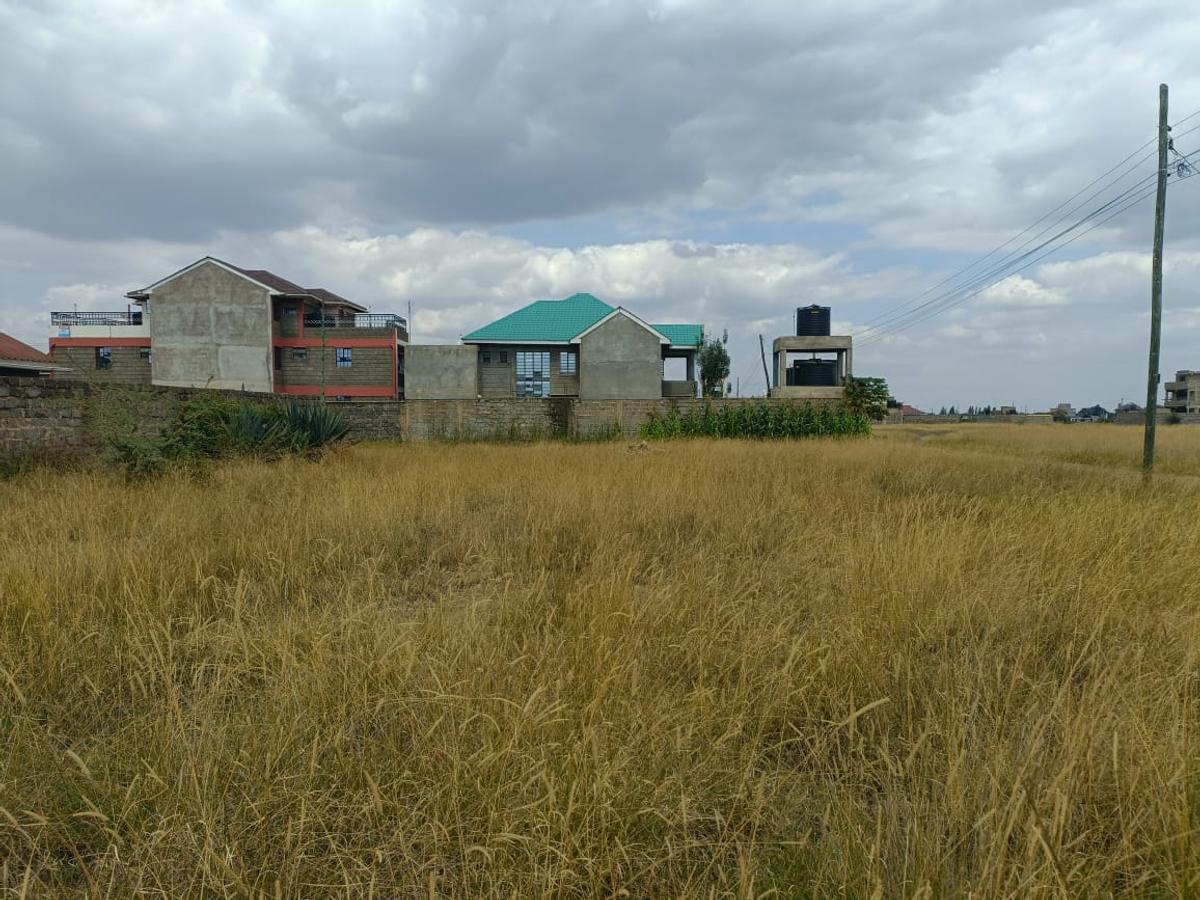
796, 304, 831, 336
786, 359, 838, 387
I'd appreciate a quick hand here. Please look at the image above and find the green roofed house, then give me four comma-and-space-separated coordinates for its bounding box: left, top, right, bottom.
460, 293, 704, 400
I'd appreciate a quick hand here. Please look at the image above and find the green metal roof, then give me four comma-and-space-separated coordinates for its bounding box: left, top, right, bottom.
462, 292, 704, 347
462, 293, 613, 343
652, 323, 704, 347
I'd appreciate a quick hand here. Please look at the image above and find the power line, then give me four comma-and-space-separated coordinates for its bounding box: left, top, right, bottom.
858, 155, 1200, 346
856, 167, 1161, 342
855, 107, 1200, 340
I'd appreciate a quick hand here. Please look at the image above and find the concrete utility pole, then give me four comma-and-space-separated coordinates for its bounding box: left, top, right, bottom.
1143, 83, 1170, 477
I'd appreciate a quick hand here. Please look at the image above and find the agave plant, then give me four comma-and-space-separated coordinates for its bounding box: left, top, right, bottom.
272, 402, 351, 451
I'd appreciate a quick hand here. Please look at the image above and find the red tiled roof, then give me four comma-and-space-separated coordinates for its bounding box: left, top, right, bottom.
0, 331, 53, 364
901, 404, 927, 416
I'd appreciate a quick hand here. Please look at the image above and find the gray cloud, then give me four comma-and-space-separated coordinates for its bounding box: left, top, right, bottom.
3, 0, 1200, 410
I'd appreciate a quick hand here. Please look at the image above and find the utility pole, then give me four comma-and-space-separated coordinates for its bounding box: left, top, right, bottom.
758, 334, 771, 397
1143, 83, 1170, 477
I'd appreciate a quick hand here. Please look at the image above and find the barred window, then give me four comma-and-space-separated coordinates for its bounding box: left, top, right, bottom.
559, 351, 577, 375
516, 351, 550, 397
292, 348, 308, 361
96, 347, 112, 370
482, 350, 509, 365
336, 348, 352, 368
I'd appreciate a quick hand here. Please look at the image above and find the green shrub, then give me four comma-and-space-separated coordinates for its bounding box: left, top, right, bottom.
269, 402, 351, 451
107, 436, 169, 482
639, 401, 870, 441
108, 397, 350, 479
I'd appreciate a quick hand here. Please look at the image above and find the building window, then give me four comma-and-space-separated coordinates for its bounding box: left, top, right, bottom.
482, 350, 509, 365
96, 347, 112, 370
292, 348, 308, 361
516, 351, 550, 397
273, 347, 282, 370
560, 351, 577, 375
336, 348, 352, 368
139, 348, 151, 362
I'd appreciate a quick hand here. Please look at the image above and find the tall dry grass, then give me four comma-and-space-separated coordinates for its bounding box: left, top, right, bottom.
891, 421, 1200, 477
0, 433, 1198, 896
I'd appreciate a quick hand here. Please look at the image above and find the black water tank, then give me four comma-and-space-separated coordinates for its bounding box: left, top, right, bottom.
786, 359, 838, 387
796, 304, 831, 336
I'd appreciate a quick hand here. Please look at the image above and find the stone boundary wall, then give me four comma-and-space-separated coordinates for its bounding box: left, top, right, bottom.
0, 378, 281, 459
1, 377, 845, 459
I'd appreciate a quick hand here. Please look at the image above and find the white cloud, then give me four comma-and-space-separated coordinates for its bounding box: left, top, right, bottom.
977, 275, 1067, 308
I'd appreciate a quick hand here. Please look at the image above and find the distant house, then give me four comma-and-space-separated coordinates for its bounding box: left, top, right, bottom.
49, 257, 408, 398
0, 332, 69, 378
900, 404, 927, 417
1072, 405, 1111, 422
458, 293, 704, 400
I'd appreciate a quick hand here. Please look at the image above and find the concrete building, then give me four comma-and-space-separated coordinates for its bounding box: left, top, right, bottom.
770, 305, 852, 401
1164, 370, 1200, 414
0, 332, 71, 379
49, 257, 408, 399
457, 293, 703, 400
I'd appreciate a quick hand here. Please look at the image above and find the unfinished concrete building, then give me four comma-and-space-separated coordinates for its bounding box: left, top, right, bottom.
1164, 370, 1200, 414
49, 257, 408, 399
770, 305, 852, 401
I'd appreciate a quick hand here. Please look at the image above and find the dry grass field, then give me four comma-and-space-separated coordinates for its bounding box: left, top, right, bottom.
1, 426, 1199, 896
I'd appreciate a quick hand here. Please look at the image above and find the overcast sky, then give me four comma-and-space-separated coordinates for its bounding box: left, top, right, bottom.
3, 0, 1199, 409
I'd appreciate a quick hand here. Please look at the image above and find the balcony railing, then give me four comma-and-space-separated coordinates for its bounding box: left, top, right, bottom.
51, 311, 143, 326
303, 313, 407, 330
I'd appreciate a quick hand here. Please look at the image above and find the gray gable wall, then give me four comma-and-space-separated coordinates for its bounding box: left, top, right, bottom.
578, 312, 662, 400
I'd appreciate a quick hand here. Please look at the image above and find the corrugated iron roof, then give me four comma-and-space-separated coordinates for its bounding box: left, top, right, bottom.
0, 331, 53, 364
463, 293, 702, 346
463, 293, 614, 343
652, 324, 704, 347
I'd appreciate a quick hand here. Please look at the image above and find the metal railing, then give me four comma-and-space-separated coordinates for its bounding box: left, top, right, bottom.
51, 311, 143, 326
302, 313, 407, 330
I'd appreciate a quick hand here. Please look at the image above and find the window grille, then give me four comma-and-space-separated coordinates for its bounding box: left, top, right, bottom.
516, 351, 550, 397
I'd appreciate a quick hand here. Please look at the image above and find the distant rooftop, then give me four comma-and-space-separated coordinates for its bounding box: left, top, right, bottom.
0, 331, 53, 365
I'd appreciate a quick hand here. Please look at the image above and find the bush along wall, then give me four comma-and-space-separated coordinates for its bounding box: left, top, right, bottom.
108, 395, 350, 480
639, 401, 871, 440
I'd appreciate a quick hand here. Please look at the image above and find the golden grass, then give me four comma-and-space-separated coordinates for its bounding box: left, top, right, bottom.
887, 421, 1200, 477
1, 432, 1198, 896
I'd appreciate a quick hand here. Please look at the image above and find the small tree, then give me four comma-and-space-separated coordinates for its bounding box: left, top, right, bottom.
939, 406, 948, 416
844, 376, 890, 421
698, 339, 731, 397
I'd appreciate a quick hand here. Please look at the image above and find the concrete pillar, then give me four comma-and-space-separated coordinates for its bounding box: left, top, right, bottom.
846, 346, 853, 379
775, 351, 787, 390
686, 353, 695, 382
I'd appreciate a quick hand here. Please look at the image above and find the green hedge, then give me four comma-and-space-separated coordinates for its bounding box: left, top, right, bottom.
640, 402, 871, 440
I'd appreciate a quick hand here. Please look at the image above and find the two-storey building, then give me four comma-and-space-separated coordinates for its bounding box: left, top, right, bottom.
49, 257, 408, 398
